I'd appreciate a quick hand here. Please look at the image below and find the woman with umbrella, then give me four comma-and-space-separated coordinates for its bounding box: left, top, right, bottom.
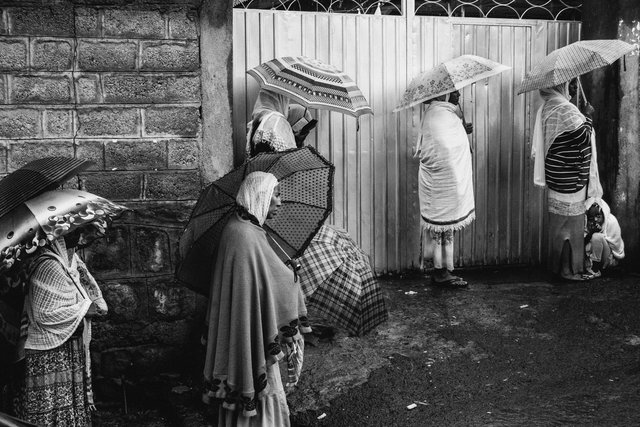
414, 91, 475, 287
531, 79, 601, 281
202, 171, 311, 426
1, 187, 125, 426
245, 87, 388, 337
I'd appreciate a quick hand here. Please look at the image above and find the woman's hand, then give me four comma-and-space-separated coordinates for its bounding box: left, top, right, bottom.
582, 102, 595, 118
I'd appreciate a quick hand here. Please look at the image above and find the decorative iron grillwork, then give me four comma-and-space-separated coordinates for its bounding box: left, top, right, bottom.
233, 0, 582, 20
415, 0, 581, 20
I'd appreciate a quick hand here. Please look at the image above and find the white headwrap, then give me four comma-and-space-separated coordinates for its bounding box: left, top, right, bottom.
236, 172, 278, 226
246, 89, 296, 155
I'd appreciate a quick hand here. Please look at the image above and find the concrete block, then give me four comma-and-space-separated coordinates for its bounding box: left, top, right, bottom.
13, 75, 72, 104
141, 41, 199, 71
144, 106, 200, 137
75, 7, 100, 37
104, 139, 167, 170
168, 10, 198, 39
32, 39, 73, 71
103, 9, 165, 39
77, 107, 139, 137
78, 40, 137, 72
0, 10, 7, 35
145, 170, 200, 200
0, 146, 7, 174
44, 109, 72, 137
123, 200, 194, 225
0, 108, 40, 138
8, 140, 74, 169
82, 171, 143, 200
103, 74, 200, 104
75, 74, 101, 104
10, 5, 74, 36
0, 76, 5, 104
167, 138, 198, 169
132, 227, 173, 274
148, 281, 196, 320
74, 140, 104, 170
0, 39, 27, 70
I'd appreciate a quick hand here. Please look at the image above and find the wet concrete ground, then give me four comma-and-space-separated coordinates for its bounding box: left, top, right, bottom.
94, 266, 640, 426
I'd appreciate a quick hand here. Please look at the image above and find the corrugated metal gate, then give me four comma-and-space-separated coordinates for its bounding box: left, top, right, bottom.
232, 8, 581, 272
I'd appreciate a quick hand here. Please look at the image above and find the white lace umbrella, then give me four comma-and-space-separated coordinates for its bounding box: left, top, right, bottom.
394, 54, 511, 112
518, 39, 636, 94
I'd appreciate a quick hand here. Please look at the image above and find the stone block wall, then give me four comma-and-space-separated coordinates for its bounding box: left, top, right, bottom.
0, 0, 231, 397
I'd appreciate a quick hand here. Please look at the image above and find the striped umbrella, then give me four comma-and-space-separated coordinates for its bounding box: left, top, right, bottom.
518, 39, 636, 94
394, 55, 511, 112
0, 157, 93, 219
247, 56, 373, 118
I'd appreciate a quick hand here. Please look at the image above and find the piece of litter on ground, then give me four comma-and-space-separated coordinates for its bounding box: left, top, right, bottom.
406, 403, 418, 410
405, 291, 418, 295
317, 413, 327, 420
171, 385, 191, 394
519, 304, 529, 309
414, 401, 429, 406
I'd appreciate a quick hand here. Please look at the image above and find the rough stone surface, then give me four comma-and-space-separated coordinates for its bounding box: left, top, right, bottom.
10, 5, 75, 36
104, 139, 167, 170
78, 40, 137, 71
8, 140, 74, 167
167, 138, 198, 169
44, 109, 72, 137
0, 108, 40, 138
75, 74, 102, 104
101, 281, 147, 322
103, 74, 200, 103
144, 106, 200, 137
148, 281, 196, 320
13, 75, 72, 104
0, 10, 6, 35
32, 39, 73, 71
145, 170, 200, 200
168, 10, 198, 39
103, 9, 165, 39
0, 39, 27, 70
82, 171, 143, 201
77, 107, 139, 137
74, 139, 105, 170
75, 7, 100, 37
141, 41, 199, 71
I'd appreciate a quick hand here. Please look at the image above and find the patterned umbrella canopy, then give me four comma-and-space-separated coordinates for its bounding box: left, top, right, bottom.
394, 54, 511, 112
0, 157, 93, 219
298, 225, 388, 336
177, 146, 334, 295
0, 189, 127, 273
247, 56, 373, 118
518, 39, 636, 94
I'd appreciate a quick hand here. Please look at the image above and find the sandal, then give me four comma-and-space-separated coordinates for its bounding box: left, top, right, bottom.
433, 277, 468, 287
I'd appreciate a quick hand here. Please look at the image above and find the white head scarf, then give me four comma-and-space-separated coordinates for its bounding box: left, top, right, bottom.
246, 89, 296, 155
236, 172, 278, 226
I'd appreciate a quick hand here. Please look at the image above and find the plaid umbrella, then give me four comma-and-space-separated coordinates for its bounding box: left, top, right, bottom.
0, 157, 93, 219
247, 56, 373, 118
177, 146, 334, 295
298, 225, 388, 336
394, 54, 511, 112
518, 39, 636, 94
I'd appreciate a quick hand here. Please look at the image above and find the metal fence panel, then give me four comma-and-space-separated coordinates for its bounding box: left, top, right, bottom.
232, 9, 581, 272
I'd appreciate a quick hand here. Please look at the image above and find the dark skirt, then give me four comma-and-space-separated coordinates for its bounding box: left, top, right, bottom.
13, 335, 91, 427
547, 212, 585, 275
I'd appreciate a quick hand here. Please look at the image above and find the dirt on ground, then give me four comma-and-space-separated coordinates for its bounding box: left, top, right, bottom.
91, 267, 640, 426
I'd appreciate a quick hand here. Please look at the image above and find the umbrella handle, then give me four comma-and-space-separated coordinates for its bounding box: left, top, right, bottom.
266, 232, 300, 282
